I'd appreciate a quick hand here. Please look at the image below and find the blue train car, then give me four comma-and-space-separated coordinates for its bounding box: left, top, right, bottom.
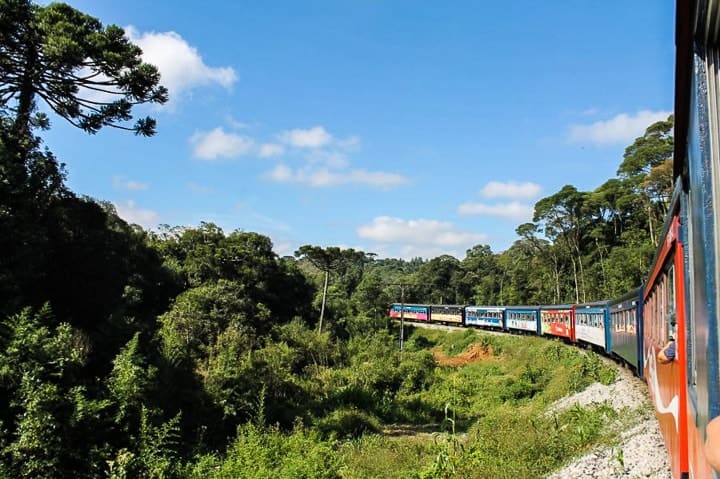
465, 306, 505, 330
608, 287, 643, 375
573, 300, 609, 352
505, 306, 541, 334
673, 1, 720, 473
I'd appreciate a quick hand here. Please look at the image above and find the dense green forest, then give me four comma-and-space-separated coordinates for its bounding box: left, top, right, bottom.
0, 1, 672, 478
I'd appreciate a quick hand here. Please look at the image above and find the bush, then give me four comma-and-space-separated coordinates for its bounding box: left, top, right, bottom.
315, 408, 382, 439
188, 423, 341, 479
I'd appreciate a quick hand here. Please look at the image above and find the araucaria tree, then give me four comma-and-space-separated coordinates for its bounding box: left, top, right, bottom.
0, 0, 168, 154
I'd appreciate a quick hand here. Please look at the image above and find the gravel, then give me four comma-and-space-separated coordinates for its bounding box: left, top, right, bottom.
545, 364, 672, 479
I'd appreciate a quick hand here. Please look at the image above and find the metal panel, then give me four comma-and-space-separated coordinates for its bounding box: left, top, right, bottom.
505, 307, 540, 334
465, 306, 505, 329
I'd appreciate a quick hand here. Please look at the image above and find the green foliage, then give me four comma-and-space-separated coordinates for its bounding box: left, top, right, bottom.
107, 333, 157, 425
315, 408, 382, 439
105, 408, 182, 479
412, 431, 463, 479
0, 0, 167, 141
188, 423, 342, 479
0, 307, 113, 478
568, 352, 617, 390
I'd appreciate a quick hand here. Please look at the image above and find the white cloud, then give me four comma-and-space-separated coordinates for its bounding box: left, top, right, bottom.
568, 110, 671, 145
125, 26, 237, 99
273, 240, 295, 258
267, 164, 293, 182
458, 201, 534, 221
259, 143, 285, 158
337, 135, 361, 150
306, 149, 350, 168
226, 116, 250, 129
114, 200, 160, 229
265, 165, 409, 188
357, 216, 487, 246
579, 108, 599, 116
480, 181, 541, 199
113, 176, 149, 191
279, 126, 332, 148
190, 128, 254, 160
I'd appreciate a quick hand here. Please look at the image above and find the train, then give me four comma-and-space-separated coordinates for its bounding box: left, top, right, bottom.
389, 1, 720, 477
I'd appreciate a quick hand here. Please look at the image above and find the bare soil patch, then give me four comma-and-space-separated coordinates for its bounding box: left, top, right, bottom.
433, 343, 492, 367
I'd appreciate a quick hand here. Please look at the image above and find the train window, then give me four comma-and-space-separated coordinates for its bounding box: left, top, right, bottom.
666, 263, 676, 342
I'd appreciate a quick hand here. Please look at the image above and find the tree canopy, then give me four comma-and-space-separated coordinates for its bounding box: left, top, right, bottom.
0, 0, 167, 146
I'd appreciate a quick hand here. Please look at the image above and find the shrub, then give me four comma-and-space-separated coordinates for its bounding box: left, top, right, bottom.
315, 408, 382, 439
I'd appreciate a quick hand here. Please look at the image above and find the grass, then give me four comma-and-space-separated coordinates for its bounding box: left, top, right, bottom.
183, 327, 628, 479
337, 327, 623, 478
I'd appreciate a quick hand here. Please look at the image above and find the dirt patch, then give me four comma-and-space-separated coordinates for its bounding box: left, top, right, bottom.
382, 424, 439, 437
434, 343, 493, 367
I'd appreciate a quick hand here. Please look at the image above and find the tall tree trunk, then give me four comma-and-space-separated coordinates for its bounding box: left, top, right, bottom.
573, 243, 587, 303
646, 197, 657, 247
571, 257, 579, 304
318, 270, 328, 334
551, 252, 561, 304
595, 238, 608, 297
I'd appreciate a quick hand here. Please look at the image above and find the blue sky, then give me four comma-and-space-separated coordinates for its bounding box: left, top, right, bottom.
41, 1, 675, 259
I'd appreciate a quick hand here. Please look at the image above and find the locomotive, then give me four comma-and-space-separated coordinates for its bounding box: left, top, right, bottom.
390, 1, 720, 477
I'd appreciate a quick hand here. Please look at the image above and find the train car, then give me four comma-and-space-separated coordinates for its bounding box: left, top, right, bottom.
388, 303, 430, 322
540, 304, 575, 341
672, 0, 720, 476
608, 287, 644, 376
573, 300, 609, 352
505, 306, 541, 334
464, 306, 505, 330
429, 304, 464, 325
643, 183, 690, 479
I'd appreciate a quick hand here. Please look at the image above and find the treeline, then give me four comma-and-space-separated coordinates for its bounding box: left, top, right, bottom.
378, 116, 673, 307
0, 1, 671, 477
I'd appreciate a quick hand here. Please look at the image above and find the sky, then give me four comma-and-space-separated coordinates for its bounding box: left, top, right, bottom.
40, 0, 676, 260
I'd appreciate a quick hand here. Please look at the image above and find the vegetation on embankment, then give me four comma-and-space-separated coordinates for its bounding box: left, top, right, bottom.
165, 327, 621, 479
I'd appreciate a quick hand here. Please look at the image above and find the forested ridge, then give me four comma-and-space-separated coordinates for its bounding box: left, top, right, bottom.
0, 2, 673, 478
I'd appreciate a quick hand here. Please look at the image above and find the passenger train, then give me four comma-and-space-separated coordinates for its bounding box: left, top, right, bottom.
390, 1, 720, 477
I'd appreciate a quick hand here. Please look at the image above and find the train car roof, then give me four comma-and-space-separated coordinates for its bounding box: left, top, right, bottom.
575, 300, 609, 308
608, 286, 643, 306
673, 0, 720, 180
465, 305, 507, 309
643, 179, 683, 294
504, 305, 541, 310
541, 304, 574, 309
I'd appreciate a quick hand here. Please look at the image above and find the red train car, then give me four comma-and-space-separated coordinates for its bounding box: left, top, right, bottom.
672, 1, 720, 476
643, 195, 689, 479
540, 305, 575, 342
